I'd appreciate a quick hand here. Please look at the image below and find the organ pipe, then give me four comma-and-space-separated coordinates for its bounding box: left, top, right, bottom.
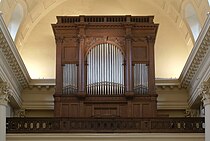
134, 64, 148, 94
87, 43, 124, 95
63, 64, 77, 94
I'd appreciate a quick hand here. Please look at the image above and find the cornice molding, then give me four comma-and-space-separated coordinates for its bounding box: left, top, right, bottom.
188, 47, 210, 107
180, 14, 210, 88
0, 13, 30, 108
155, 79, 182, 90
0, 14, 30, 88
0, 49, 22, 107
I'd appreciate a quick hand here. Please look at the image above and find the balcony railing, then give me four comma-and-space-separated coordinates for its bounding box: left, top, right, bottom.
6, 117, 204, 133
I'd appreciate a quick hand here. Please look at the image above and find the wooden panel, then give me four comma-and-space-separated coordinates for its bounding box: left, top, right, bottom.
94, 107, 117, 117
94, 107, 101, 117
61, 104, 69, 117
119, 105, 127, 117
110, 108, 118, 117
133, 47, 147, 61
63, 37, 78, 46
64, 47, 78, 62
133, 104, 141, 117
142, 104, 150, 117
85, 105, 92, 117
86, 29, 125, 37
69, 104, 79, 117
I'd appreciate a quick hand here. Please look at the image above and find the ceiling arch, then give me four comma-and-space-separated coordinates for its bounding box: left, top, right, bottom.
1, 0, 209, 79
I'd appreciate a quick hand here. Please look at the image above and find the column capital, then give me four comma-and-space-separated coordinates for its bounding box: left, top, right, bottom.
55, 36, 65, 44
200, 81, 210, 106
0, 82, 11, 106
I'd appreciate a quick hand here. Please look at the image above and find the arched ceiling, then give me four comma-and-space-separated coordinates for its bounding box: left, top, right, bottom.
2, 0, 209, 79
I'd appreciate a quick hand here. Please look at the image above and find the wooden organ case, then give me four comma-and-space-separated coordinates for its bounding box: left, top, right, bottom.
52, 15, 159, 118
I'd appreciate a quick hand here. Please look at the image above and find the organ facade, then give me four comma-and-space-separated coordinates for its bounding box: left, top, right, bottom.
52, 15, 159, 118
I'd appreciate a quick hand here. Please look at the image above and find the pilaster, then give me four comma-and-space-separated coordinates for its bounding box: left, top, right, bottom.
200, 81, 210, 141
0, 82, 11, 141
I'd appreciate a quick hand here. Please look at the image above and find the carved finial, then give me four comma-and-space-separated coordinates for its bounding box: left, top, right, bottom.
0, 82, 12, 105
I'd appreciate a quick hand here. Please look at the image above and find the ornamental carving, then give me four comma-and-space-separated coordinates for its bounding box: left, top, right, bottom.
14, 108, 25, 117
55, 36, 65, 44
85, 37, 125, 50
181, 28, 210, 88
0, 82, 11, 105
0, 29, 28, 88
200, 81, 210, 106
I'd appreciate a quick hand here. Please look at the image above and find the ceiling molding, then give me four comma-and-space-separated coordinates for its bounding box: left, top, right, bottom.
180, 14, 210, 88
188, 44, 210, 107
0, 13, 30, 88
0, 13, 31, 107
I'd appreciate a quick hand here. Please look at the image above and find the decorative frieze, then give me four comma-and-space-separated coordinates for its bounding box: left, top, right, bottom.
181, 17, 210, 88
0, 27, 28, 88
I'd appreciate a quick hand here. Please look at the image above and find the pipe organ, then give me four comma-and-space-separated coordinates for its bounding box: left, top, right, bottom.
87, 43, 124, 95
52, 15, 158, 118
134, 64, 148, 95
63, 64, 77, 94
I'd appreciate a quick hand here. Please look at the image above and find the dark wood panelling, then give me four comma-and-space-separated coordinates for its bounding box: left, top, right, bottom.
64, 47, 78, 61
133, 47, 147, 61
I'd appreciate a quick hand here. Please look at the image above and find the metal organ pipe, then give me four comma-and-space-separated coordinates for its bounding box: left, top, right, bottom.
63, 64, 77, 94
134, 64, 148, 94
87, 43, 124, 95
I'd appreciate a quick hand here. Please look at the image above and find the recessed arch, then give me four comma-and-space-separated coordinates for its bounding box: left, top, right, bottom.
184, 3, 201, 42
7, 3, 24, 40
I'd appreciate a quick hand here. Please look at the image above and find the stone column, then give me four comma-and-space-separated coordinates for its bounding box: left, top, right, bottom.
0, 82, 10, 141
201, 82, 210, 141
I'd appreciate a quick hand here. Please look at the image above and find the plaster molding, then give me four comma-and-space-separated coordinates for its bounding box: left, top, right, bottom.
0, 82, 11, 106
14, 108, 26, 117
155, 79, 182, 90
188, 46, 210, 107
0, 50, 22, 107
180, 14, 210, 88
22, 101, 54, 110
200, 81, 210, 106
157, 101, 188, 110
0, 14, 30, 88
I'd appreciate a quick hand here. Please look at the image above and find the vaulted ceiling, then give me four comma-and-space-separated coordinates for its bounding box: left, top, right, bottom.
0, 0, 209, 79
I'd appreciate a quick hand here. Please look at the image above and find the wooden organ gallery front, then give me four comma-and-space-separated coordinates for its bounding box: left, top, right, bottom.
52, 15, 159, 118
